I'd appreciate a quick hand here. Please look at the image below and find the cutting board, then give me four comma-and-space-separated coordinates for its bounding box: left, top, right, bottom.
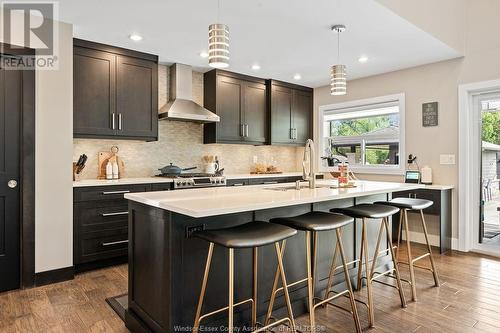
98, 151, 125, 179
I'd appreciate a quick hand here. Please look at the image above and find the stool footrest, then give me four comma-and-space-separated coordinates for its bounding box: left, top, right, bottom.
412, 252, 431, 263
314, 289, 350, 309
272, 277, 308, 299
198, 298, 254, 322
254, 317, 293, 333
370, 268, 396, 282
398, 261, 435, 272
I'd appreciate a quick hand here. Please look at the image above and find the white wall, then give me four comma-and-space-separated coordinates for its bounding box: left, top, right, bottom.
0, 11, 74, 273
34, 21, 73, 273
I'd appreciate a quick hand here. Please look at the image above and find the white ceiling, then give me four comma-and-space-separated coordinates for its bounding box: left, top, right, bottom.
58, 0, 461, 87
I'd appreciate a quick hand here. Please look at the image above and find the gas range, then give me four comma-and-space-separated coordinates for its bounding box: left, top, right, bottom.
156, 173, 226, 189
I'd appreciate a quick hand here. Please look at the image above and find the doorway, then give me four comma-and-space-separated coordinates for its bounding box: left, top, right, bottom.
459, 79, 500, 255
0, 45, 36, 291
479, 94, 500, 246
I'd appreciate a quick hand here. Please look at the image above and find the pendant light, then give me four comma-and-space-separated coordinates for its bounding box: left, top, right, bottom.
208, 0, 229, 68
330, 24, 347, 96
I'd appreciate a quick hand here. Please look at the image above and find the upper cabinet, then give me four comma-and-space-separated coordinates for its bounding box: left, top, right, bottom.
204, 70, 267, 145
73, 39, 158, 141
269, 80, 313, 145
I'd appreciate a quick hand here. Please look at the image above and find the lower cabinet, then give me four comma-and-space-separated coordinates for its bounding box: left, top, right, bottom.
73, 183, 172, 271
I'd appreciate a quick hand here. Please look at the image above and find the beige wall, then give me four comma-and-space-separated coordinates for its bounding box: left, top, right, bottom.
314, 0, 500, 242
0, 13, 74, 273
74, 65, 302, 178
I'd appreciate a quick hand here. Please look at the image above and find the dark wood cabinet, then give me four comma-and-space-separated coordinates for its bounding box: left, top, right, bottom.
204, 70, 267, 144
73, 39, 158, 141
269, 80, 313, 146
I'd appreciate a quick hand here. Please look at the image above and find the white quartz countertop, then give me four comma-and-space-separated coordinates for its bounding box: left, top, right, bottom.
73, 177, 174, 187
73, 173, 303, 187
124, 180, 425, 218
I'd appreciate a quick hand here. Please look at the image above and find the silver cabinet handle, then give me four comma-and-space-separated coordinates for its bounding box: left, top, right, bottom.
112, 113, 116, 130
245, 124, 249, 137
8, 180, 17, 188
102, 211, 128, 217
240, 124, 245, 137
232, 183, 245, 186
102, 190, 130, 195
294, 128, 298, 140
118, 113, 122, 130
290, 128, 294, 140
102, 240, 128, 246
263, 181, 278, 184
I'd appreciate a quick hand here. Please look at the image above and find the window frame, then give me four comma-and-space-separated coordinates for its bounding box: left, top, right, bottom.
318, 93, 406, 175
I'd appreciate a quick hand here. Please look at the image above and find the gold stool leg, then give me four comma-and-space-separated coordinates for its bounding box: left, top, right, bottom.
396, 210, 404, 262
420, 210, 440, 287
356, 219, 366, 292
275, 242, 297, 332
264, 240, 286, 325
306, 231, 316, 332
323, 229, 341, 301
369, 221, 385, 280
252, 247, 258, 328
383, 218, 407, 308
193, 242, 214, 333
228, 248, 234, 333
336, 229, 362, 333
403, 209, 417, 301
361, 218, 375, 327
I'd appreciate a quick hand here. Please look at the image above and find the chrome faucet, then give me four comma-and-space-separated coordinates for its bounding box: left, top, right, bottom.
302, 139, 316, 189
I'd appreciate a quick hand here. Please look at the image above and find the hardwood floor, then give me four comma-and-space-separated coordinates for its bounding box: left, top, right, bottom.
2, 245, 500, 332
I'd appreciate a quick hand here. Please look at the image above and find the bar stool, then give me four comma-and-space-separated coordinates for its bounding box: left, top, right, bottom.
375, 198, 440, 301
192, 221, 298, 333
268, 211, 362, 333
331, 204, 407, 327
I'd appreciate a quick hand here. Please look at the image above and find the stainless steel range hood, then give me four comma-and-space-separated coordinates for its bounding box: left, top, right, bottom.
159, 63, 220, 123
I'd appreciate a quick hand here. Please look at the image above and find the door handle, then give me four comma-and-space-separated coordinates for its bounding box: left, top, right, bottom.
245, 124, 249, 137
7, 180, 17, 188
240, 124, 245, 137
112, 113, 116, 130
290, 128, 293, 140
118, 113, 123, 130
294, 128, 297, 140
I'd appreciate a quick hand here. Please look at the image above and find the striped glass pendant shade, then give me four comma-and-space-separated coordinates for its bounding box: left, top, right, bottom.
208, 23, 229, 68
330, 64, 347, 95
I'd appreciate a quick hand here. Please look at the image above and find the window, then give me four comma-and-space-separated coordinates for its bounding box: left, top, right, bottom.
318, 94, 405, 174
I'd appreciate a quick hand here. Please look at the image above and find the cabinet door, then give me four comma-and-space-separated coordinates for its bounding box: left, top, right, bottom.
116, 56, 158, 139
243, 81, 267, 143
271, 85, 293, 144
292, 89, 313, 144
73, 47, 116, 137
216, 75, 243, 142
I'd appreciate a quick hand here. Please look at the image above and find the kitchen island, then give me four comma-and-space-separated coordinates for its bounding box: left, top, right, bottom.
123, 180, 422, 333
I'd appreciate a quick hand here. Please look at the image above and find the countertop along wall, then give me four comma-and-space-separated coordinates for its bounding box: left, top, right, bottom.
314, 0, 500, 246
74, 65, 303, 179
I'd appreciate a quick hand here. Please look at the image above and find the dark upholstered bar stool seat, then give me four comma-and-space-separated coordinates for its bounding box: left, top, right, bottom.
374, 198, 433, 210
192, 222, 298, 333
332, 203, 399, 219
330, 203, 406, 327
271, 211, 354, 231
268, 211, 362, 333
194, 221, 297, 248
374, 197, 440, 302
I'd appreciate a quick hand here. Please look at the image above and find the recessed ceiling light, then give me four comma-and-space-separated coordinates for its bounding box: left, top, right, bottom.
129, 33, 143, 41
293, 74, 302, 80
251, 64, 261, 71
358, 56, 369, 63
199, 51, 209, 58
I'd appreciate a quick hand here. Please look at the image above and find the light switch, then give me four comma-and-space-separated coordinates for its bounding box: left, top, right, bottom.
440, 154, 456, 165
252, 155, 258, 163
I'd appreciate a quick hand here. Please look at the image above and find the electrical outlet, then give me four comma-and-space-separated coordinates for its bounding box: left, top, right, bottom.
439, 154, 456, 165
253, 155, 258, 163
186, 224, 205, 238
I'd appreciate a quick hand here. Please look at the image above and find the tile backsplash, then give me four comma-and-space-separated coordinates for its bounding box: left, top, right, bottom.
73, 65, 302, 179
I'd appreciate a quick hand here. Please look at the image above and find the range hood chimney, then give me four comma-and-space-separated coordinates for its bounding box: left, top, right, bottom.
159, 63, 220, 123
